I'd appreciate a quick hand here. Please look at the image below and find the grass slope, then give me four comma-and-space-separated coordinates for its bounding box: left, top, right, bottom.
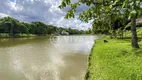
86, 37, 142, 80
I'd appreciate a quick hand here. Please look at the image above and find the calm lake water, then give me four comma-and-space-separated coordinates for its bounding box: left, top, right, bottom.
0, 35, 98, 80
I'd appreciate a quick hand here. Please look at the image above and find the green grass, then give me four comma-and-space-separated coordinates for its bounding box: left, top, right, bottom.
0, 33, 43, 38
85, 37, 142, 80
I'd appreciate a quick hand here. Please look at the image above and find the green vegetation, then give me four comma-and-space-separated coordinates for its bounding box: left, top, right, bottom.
85, 36, 142, 80
59, 0, 142, 79
59, 0, 142, 48
0, 17, 87, 37
0, 33, 37, 38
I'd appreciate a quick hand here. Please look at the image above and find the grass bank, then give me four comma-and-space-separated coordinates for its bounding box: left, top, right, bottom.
0, 33, 50, 38
85, 37, 142, 80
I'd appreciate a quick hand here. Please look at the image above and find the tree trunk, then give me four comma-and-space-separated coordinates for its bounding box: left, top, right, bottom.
122, 31, 123, 39
131, 18, 139, 48
9, 23, 14, 36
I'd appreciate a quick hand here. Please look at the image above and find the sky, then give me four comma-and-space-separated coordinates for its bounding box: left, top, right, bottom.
0, 0, 92, 30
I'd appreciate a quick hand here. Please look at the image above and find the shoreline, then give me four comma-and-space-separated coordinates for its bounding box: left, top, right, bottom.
0, 33, 51, 38
0, 34, 97, 38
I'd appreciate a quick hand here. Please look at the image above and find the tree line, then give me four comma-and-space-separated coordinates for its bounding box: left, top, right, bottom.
0, 17, 87, 36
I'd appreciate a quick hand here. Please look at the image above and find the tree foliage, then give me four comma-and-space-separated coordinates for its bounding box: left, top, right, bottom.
59, 0, 142, 48
0, 17, 86, 36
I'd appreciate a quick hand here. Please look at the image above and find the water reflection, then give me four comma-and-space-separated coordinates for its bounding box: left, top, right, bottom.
0, 35, 97, 80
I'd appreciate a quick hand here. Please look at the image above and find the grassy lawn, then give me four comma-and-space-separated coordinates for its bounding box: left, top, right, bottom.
85, 37, 142, 80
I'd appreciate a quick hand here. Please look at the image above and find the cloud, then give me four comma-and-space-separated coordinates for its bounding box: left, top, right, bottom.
0, 13, 9, 18
0, 0, 91, 30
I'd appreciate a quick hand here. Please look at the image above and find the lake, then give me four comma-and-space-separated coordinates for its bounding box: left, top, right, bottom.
0, 35, 98, 80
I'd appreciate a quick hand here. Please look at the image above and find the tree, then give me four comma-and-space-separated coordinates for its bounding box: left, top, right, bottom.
0, 17, 90, 36
0, 17, 19, 36
59, 0, 142, 48
31, 21, 48, 34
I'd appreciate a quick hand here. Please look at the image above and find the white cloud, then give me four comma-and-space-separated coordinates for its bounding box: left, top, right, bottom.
8, 1, 23, 11
0, 13, 9, 18
0, 0, 91, 30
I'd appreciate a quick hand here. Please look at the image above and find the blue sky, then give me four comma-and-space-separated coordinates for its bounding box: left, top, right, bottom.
0, 0, 91, 30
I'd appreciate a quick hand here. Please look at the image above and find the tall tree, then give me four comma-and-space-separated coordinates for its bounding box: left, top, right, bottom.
59, 0, 142, 48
